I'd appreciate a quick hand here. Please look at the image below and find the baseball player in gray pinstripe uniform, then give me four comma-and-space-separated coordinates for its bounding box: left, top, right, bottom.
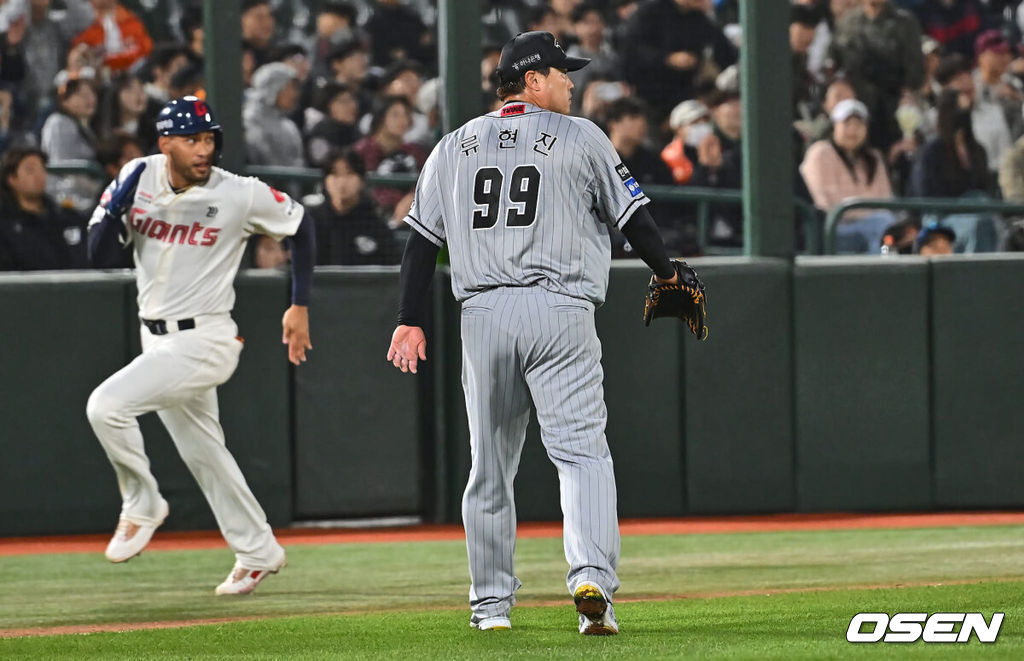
387, 31, 685, 635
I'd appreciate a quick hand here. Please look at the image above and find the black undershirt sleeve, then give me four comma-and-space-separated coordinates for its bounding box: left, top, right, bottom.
397, 230, 441, 327
619, 205, 675, 279
285, 211, 316, 306
87, 213, 129, 268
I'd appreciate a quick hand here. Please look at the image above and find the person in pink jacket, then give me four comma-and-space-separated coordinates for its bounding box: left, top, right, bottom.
800, 98, 895, 253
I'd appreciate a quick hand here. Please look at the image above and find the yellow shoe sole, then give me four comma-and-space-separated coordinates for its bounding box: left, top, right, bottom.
573, 584, 608, 619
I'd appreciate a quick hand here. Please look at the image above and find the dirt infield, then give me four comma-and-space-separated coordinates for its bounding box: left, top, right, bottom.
2, 511, 1023, 557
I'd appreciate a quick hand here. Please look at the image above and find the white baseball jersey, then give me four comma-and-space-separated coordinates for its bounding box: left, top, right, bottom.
89, 154, 304, 320
403, 101, 649, 305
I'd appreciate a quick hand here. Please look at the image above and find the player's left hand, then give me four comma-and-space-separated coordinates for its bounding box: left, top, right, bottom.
282, 305, 312, 365
387, 325, 427, 374
104, 161, 146, 220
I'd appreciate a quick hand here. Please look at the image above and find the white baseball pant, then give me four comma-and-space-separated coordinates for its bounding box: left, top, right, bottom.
86, 313, 284, 569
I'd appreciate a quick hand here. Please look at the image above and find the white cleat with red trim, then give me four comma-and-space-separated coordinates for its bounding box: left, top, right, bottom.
105, 499, 170, 563
214, 554, 286, 595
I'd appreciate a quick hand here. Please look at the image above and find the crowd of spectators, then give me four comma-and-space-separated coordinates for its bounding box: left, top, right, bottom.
5, 0, 1024, 272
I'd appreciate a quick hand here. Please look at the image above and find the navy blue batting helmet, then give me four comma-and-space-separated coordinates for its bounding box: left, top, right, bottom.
155, 96, 224, 161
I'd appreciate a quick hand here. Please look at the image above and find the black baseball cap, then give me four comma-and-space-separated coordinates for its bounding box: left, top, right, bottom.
496, 31, 590, 85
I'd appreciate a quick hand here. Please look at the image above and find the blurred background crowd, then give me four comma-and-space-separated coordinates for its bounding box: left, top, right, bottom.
4, 0, 1024, 272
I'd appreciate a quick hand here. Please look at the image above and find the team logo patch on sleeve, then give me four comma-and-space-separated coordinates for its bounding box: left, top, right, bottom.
614, 162, 642, 197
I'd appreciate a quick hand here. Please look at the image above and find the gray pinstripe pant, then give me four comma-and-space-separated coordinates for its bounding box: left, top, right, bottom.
460, 286, 620, 620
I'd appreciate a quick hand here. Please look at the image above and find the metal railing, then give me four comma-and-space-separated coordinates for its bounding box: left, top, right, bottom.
243, 172, 825, 254
46, 161, 417, 190
47, 160, 105, 179
47, 162, 824, 254
824, 197, 1024, 254
644, 184, 822, 255
246, 165, 418, 190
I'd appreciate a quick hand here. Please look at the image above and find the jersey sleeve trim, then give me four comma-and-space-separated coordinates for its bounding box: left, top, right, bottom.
405, 214, 445, 247
614, 195, 650, 230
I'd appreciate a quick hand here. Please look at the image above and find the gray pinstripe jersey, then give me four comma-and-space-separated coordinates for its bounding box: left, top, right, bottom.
404, 101, 649, 305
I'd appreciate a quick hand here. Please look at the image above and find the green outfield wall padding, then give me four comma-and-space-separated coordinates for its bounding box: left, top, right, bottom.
596, 264, 686, 517
931, 255, 1024, 507
293, 268, 421, 519
0, 273, 133, 535
683, 258, 795, 513
11, 256, 1024, 538
793, 257, 931, 511
433, 272, 471, 523
125, 271, 293, 530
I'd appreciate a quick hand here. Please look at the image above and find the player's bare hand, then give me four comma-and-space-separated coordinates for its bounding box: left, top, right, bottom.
282, 305, 312, 365
387, 325, 427, 374
697, 134, 722, 169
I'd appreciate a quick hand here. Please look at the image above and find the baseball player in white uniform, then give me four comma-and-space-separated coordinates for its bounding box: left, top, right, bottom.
386, 32, 683, 634
85, 96, 315, 595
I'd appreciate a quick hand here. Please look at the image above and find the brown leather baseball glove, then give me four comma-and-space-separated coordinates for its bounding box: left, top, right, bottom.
642, 259, 708, 340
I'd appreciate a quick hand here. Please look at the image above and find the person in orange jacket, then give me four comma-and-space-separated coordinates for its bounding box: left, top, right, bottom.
72, 0, 153, 73
661, 99, 712, 185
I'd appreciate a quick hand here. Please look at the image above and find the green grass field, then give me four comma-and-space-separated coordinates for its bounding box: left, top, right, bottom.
1, 525, 1022, 658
